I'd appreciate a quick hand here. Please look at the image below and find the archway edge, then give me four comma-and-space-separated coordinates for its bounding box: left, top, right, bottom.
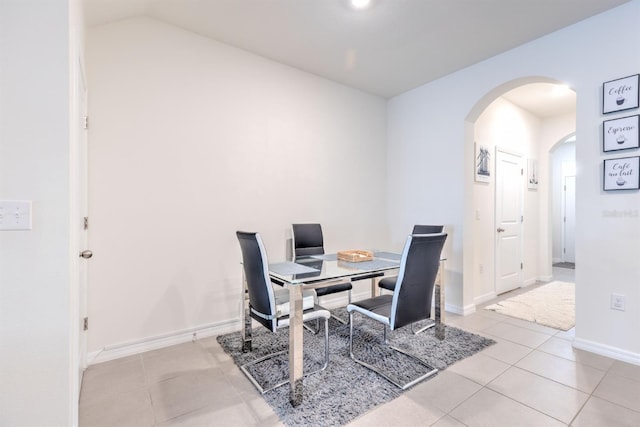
461, 75, 574, 314
465, 76, 568, 123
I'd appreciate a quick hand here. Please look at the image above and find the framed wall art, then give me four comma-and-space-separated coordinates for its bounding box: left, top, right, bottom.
603, 115, 639, 152
603, 156, 640, 191
602, 74, 639, 114
474, 142, 490, 182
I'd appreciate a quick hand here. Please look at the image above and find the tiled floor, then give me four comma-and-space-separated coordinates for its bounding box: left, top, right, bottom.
79, 268, 640, 426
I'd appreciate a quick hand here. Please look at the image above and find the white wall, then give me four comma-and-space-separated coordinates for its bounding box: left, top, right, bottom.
388, 1, 640, 362
551, 141, 576, 262
537, 114, 576, 279
86, 18, 388, 358
0, 1, 78, 425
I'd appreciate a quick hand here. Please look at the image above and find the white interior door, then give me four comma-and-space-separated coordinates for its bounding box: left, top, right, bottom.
495, 149, 523, 294
563, 175, 576, 263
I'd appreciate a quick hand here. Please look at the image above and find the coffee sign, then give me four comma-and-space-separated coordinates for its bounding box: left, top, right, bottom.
603, 74, 639, 114
603, 156, 640, 191
603, 115, 639, 152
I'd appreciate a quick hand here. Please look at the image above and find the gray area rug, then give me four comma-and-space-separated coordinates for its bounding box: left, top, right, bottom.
217, 308, 494, 426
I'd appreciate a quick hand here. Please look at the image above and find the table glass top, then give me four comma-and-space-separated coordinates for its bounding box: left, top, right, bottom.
269, 252, 402, 284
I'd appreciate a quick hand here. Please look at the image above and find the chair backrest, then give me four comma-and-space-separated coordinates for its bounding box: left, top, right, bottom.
412, 224, 444, 234
291, 223, 325, 257
390, 233, 447, 330
236, 231, 277, 332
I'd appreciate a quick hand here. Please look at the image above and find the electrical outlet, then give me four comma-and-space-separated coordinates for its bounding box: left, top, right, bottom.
611, 293, 625, 311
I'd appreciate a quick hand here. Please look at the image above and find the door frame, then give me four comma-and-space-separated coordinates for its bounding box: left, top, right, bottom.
494, 146, 524, 294
562, 174, 576, 263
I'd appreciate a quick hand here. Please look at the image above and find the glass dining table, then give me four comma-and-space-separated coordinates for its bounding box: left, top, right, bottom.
240, 251, 446, 407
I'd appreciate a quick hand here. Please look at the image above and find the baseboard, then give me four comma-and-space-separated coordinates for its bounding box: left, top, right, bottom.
523, 278, 537, 287
552, 257, 563, 264
87, 318, 240, 365
537, 275, 554, 282
474, 291, 497, 306
573, 337, 640, 366
445, 302, 475, 316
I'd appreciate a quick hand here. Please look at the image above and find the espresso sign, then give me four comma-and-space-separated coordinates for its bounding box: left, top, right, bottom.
603, 74, 639, 114
603, 156, 640, 191
603, 115, 639, 152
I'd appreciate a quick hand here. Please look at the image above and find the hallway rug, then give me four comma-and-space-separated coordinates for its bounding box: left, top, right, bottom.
485, 281, 575, 330
217, 308, 494, 426
553, 262, 575, 269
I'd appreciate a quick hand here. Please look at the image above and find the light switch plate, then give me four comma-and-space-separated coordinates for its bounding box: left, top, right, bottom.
0, 200, 32, 230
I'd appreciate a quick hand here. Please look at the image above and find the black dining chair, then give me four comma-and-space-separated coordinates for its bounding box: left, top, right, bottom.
347, 232, 447, 389
291, 223, 353, 324
378, 224, 444, 334
236, 231, 330, 394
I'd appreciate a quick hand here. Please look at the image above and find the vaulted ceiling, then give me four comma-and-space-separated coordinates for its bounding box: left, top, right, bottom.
84, 0, 627, 114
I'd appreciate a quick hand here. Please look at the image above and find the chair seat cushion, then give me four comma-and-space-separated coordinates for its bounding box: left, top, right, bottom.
378, 276, 397, 291
273, 287, 316, 317
315, 282, 352, 297
347, 294, 393, 325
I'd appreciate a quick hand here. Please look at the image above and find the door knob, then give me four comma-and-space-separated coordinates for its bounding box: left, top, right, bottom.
496, 227, 505, 233
79, 250, 93, 259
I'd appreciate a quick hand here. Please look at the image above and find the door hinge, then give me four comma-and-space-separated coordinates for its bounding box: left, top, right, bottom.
83, 317, 89, 331
520, 262, 523, 270
521, 169, 524, 176
83, 116, 89, 130
564, 216, 566, 222
564, 248, 566, 254
83, 216, 89, 230
521, 215, 524, 223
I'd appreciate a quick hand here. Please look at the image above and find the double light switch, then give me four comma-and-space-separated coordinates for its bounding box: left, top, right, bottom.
0, 200, 32, 230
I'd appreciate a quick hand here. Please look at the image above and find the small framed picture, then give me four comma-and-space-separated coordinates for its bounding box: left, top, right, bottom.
603, 115, 639, 152
527, 158, 539, 189
474, 142, 490, 182
603, 74, 639, 114
603, 156, 640, 191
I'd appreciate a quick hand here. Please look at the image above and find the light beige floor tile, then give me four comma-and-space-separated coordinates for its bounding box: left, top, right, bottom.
149, 368, 238, 422
447, 353, 510, 386
483, 322, 552, 348
487, 366, 588, 424
156, 401, 266, 426
537, 337, 615, 371
347, 395, 444, 427
445, 312, 502, 332
479, 337, 533, 365
235, 392, 282, 426
79, 385, 154, 427
553, 327, 575, 341
593, 371, 640, 412
80, 355, 146, 404
431, 415, 467, 427
142, 341, 216, 384
608, 360, 640, 383
501, 317, 561, 335
572, 396, 640, 427
449, 388, 565, 427
516, 350, 605, 393
405, 370, 482, 413
197, 336, 237, 367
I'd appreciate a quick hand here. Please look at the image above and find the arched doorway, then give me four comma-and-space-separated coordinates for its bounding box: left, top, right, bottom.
463, 77, 576, 309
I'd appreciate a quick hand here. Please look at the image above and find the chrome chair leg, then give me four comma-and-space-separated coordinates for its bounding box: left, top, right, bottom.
329, 288, 352, 325
349, 312, 438, 390
241, 316, 329, 394
411, 320, 435, 335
